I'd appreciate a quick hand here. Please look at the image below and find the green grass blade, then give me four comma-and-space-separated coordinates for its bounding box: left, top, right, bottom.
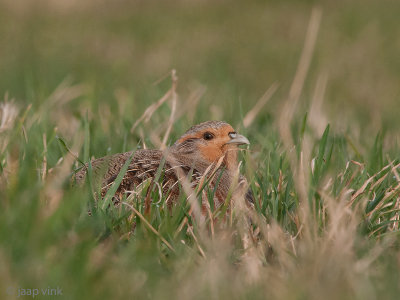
101, 151, 135, 210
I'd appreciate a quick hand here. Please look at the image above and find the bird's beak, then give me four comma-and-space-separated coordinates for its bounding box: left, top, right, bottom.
226, 134, 250, 146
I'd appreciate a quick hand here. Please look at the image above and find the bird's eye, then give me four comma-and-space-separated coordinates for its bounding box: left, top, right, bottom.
203, 132, 214, 140
228, 132, 237, 139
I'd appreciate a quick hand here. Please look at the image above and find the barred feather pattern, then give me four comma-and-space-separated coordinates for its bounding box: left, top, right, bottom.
74, 149, 231, 210
74, 121, 252, 215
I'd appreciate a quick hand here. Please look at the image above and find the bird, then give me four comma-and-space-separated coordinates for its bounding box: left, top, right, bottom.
74, 120, 252, 217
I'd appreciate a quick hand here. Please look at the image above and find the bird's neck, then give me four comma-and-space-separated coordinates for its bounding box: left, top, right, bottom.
166, 149, 210, 173
222, 146, 239, 173
166, 145, 239, 174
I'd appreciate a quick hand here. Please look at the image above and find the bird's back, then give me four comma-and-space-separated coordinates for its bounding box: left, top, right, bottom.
74, 149, 164, 192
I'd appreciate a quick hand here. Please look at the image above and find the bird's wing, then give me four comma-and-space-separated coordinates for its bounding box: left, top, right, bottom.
73, 149, 164, 188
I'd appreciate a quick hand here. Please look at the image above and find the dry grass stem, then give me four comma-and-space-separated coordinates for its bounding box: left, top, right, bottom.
243, 82, 279, 128
309, 72, 328, 136
165, 150, 202, 226
43, 133, 83, 217
42, 133, 48, 182
277, 7, 322, 230
187, 226, 207, 259
0, 99, 19, 133
122, 201, 175, 252
130, 90, 172, 133
161, 70, 178, 150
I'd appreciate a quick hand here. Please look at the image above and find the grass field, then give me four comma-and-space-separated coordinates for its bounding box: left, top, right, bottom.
1, 0, 400, 299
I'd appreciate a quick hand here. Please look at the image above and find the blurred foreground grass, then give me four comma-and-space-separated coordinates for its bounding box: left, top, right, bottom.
1, 1, 400, 299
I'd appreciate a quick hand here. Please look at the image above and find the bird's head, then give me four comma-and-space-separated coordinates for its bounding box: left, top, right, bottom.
171, 121, 249, 171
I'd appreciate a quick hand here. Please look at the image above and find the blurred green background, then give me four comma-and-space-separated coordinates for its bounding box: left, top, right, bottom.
1, 1, 400, 299
1, 0, 399, 131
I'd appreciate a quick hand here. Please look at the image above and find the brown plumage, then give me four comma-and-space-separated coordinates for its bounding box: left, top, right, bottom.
74, 121, 251, 214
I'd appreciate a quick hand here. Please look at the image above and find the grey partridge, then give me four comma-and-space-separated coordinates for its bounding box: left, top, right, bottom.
74, 121, 251, 214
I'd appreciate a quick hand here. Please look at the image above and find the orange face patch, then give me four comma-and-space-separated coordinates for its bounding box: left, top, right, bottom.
196, 125, 237, 163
